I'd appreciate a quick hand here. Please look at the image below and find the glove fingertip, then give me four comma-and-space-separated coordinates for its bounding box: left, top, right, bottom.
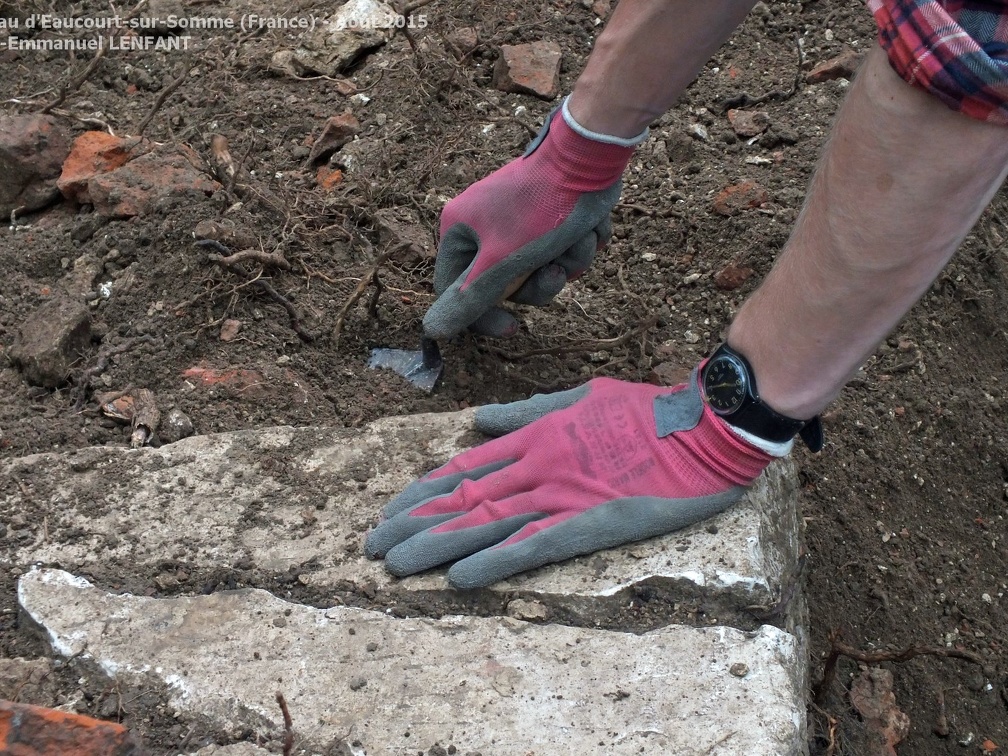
422, 304, 461, 341
446, 559, 495, 590
473, 404, 512, 437
474, 384, 592, 436
362, 530, 387, 560
468, 307, 519, 338
509, 264, 567, 306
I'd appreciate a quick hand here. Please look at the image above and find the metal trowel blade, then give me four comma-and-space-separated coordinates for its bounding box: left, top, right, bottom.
368, 337, 443, 393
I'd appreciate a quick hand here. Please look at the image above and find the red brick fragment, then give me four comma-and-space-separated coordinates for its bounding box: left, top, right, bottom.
806, 48, 863, 84
57, 131, 137, 204
0, 699, 139, 755
712, 180, 768, 216
493, 40, 562, 100
714, 262, 754, 291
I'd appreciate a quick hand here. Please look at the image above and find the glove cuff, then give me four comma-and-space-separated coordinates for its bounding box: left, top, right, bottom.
722, 421, 794, 457
561, 96, 650, 148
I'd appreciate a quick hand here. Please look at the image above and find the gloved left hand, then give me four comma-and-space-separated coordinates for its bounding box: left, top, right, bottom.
423, 98, 646, 339
364, 371, 780, 589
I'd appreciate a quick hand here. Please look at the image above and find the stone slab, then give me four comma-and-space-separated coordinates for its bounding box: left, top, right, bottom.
18, 568, 807, 755
2, 410, 802, 632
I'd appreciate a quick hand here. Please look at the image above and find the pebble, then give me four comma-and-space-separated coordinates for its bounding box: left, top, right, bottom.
729, 663, 749, 678
160, 409, 194, 444
506, 599, 548, 621
687, 124, 709, 142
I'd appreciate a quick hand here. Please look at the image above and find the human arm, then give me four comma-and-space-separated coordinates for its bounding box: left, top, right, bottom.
730, 44, 1008, 419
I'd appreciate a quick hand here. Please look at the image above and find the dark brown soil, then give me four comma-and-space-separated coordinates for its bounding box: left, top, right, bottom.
2, 0, 1006, 753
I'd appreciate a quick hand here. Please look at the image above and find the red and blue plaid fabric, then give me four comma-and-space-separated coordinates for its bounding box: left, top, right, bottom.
868, 0, 1008, 125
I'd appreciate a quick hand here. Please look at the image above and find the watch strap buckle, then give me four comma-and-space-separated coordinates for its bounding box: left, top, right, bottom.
798, 417, 824, 452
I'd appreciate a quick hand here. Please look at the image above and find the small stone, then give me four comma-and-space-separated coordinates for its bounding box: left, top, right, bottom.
317, 166, 344, 190
0, 114, 71, 216
273, 617, 287, 628
219, 319, 242, 342
445, 27, 478, 57
687, 123, 709, 142
712, 181, 768, 216
193, 220, 257, 250
493, 40, 562, 100
155, 573, 179, 591
292, 0, 398, 77
269, 49, 309, 77
349, 676, 367, 691
730, 662, 749, 678
727, 109, 770, 138
160, 408, 194, 444
714, 262, 754, 291
805, 48, 864, 84
8, 295, 92, 389
308, 112, 361, 165
506, 599, 548, 621
647, 362, 691, 387
591, 0, 611, 17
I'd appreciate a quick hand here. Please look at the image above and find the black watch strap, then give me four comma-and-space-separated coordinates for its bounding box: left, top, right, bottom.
704, 344, 824, 452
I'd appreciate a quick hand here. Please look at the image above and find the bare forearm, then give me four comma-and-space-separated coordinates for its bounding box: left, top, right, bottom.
568, 0, 756, 137
730, 45, 1008, 420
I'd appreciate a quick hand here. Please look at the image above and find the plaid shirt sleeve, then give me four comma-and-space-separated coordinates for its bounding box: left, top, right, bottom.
868, 0, 1008, 126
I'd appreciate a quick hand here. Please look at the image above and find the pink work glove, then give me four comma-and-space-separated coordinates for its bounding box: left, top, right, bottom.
423, 98, 647, 339
365, 370, 779, 588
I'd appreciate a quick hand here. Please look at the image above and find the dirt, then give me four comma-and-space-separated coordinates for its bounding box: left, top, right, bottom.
1, 0, 1007, 753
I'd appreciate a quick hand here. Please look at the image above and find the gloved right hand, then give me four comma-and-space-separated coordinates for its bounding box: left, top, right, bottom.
423, 98, 647, 339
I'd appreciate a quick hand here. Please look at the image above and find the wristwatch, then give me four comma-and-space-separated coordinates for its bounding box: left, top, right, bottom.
701, 343, 823, 452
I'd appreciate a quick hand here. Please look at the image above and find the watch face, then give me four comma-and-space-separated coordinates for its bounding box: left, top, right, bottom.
703, 354, 748, 415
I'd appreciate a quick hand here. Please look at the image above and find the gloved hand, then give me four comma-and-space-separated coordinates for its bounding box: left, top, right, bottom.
364, 371, 782, 589
423, 97, 647, 339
